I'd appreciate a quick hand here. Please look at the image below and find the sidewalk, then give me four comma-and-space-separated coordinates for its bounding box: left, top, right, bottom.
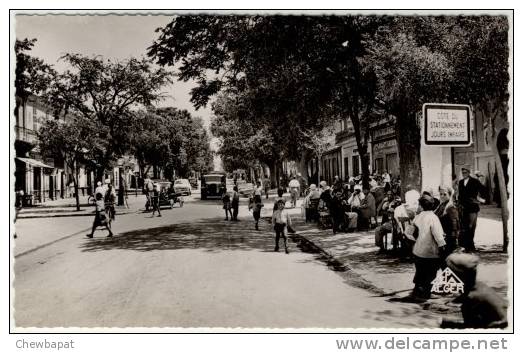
15, 194, 145, 219
285, 201, 509, 314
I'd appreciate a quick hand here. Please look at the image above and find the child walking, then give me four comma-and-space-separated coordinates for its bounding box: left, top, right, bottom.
222, 188, 233, 221
272, 199, 291, 254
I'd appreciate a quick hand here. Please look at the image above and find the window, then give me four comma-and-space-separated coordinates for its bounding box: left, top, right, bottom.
344, 157, 349, 180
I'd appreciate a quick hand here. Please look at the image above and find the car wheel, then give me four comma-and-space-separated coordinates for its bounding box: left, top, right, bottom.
180, 200, 184, 207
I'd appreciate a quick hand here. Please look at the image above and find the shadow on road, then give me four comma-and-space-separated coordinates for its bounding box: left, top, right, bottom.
80, 217, 276, 253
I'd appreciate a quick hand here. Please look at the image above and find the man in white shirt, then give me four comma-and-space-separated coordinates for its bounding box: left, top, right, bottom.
411, 194, 446, 300
288, 176, 301, 208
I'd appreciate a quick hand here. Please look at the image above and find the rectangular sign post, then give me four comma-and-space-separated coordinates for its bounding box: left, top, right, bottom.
423, 103, 472, 146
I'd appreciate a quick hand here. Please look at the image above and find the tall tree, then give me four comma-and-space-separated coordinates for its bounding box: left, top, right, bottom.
365, 22, 453, 192
14, 38, 56, 116
445, 16, 510, 251
42, 54, 174, 181
37, 116, 95, 211
148, 15, 384, 188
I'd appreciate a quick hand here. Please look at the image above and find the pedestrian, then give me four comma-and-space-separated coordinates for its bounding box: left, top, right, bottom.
410, 194, 446, 300
151, 184, 162, 217
288, 176, 300, 208
272, 199, 291, 254
435, 186, 460, 254
440, 253, 508, 329
264, 177, 271, 199
95, 181, 104, 196
360, 187, 377, 230
230, 185, 240, 221
249, 181, 264, 230
458, 167, 484, 252
15, 189, 24, 210
104, 183, 116, 221
277, 177, 286, 197
87, 192, 113, 238
222, 188, 233, 221
144, 178, 154, 211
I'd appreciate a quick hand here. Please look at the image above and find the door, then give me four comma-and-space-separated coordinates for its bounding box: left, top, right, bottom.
375, 158, 384, 175
352, 155, 360, 176
49, 175, 54, 200
386, 153, 399, 177
344, 157, 349, 181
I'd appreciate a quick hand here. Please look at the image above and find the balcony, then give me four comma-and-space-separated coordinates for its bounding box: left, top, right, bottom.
15, 126, 38, 145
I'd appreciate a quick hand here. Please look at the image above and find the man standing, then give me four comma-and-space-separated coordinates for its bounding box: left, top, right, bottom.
458, 167, 483, 252
288, 176, 300, 208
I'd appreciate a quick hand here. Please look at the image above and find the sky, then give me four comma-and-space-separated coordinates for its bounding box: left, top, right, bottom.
14, 14, 214, 129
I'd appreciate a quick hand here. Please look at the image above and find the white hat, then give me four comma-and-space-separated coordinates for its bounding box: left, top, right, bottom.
105, 179, 111, 184
96, 181, 102, 187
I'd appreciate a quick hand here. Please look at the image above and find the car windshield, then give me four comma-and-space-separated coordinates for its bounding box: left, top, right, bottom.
204, 175, 223, 183
174, 180, 188, 185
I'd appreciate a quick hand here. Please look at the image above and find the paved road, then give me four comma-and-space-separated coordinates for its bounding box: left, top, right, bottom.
13, 195, 441, 329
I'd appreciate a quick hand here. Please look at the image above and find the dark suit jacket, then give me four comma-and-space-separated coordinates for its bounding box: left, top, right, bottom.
458, 177, 483, 213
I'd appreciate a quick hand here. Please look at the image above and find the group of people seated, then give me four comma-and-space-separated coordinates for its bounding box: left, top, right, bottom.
302, 175, 392, 234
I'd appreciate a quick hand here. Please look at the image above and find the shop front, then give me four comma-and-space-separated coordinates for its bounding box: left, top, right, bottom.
371, 124, 399, 178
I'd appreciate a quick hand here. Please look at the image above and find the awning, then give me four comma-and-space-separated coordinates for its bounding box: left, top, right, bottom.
16, 157, 55, 169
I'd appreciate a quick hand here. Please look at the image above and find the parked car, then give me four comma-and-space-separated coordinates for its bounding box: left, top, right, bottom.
201, 172, 226, 200
145, 180, 184, 209
174, 179, 192, 196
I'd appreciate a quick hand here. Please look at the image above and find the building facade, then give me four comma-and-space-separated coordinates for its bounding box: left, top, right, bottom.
15, 95, 66, 204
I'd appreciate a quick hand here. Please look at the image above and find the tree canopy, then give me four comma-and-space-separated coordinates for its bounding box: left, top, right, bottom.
40, 54, 174, 178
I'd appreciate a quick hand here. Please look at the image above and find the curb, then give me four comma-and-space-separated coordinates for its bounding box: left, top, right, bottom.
16, 209, 138, 219
289, 233, 386, 296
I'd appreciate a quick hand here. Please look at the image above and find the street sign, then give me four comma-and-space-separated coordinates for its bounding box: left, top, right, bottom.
423, 103, 472, 146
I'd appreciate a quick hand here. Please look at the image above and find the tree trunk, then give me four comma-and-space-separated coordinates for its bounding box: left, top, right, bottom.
396, 113, 422, 198
73, 164, 80, 212
118, 169, 125, 206
95, 166, 105, 185
491, 130, 510, 253
316, 156, 320, 186
268, 161, 277, 188
360, 151, 371, 190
